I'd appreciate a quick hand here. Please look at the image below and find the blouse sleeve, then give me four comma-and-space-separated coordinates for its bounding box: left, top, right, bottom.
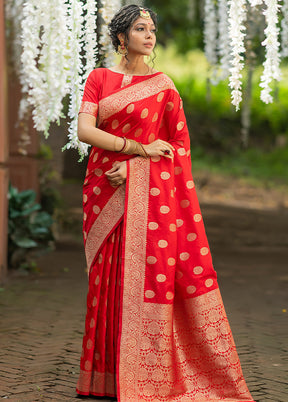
78, 70, 100, 118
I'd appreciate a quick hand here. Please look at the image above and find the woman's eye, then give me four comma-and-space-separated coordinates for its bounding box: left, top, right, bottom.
136, 28, 144, 31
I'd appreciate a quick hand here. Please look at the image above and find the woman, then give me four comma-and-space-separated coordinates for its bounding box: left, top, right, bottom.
76, 5, 254, 402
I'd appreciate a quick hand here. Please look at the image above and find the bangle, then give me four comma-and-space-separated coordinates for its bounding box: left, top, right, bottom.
139, 142, 149, 158
116, 137, 126, 153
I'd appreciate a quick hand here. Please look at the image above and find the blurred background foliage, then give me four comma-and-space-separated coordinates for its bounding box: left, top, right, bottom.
143, 0, 288, 186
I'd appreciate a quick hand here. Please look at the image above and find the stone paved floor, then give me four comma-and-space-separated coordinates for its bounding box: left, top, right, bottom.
0, 203, 287, 401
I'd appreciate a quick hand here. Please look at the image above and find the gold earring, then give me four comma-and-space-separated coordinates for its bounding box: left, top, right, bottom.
117, 42, 128, 56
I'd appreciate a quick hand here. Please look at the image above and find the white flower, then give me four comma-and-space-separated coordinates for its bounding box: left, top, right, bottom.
204, 0, 218, 66
99, 0, 121, 67
217, 0, 231, 81
228, 0, 247, 110
248, 0, 263, 6
21, 0, 71, 134
281, 0, 288, 57
260, 0, 282, 104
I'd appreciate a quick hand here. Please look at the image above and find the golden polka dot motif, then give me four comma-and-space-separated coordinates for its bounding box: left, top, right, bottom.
177, 121, 185, 131
148, 133, 155, 142
126, 104, 135, 114
93, 186, 101, 195
187, 233, 197, 241
145, 290, 155, 298
160, 205, 170, 214
200, 247, 209, 256
187, 285, 196, 294
151, 156, 160, 162
166, 291, 174, 300
177, 147, 186, 156
95, 275, 100, 285
141, 108, 149, 119
157, 92, 164, 102
166, 102, 174, 111
180, 252, 190, 261
193, 266, 203, 275
92, 297, 97, 307
156, 274, 167, 282
152, 112, 158, 122
93, 152, 98, 163
180, 200, 190, 208
205, 278, 214, 288
174, 166, 183, 175
193, 214, 202, 222
94, 168, 103, 177
102, 157, 109, 163
93, 205, 100, 214
83, 194, 88, 203
122, 123, 131, 133
134, 128, 143, 137
158, 240, 168, 248
112, 120, 119, 129
176, 219, 184, 227
176, 271, 183, 279
148, 222, 159, 230
169, 223, 177, 232
168, 257, 176, 266
160, 171, 170, 180
147, 256, 157, 264
150, 187, 160, 196
186, 180, 195, 189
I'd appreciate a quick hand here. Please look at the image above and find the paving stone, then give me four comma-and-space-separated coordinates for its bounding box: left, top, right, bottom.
0, 202, 287, 401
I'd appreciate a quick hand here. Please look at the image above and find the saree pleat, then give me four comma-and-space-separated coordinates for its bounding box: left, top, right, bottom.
77, 221, 123, 396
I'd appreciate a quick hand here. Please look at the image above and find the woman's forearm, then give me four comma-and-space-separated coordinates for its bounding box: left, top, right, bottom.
78, 114, 124, 151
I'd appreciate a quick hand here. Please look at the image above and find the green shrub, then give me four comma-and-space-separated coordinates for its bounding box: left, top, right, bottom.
8, 184, 54, 269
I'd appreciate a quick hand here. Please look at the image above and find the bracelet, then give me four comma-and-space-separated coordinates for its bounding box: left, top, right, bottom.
139, 142, 149, 158
116, 137, 126, 153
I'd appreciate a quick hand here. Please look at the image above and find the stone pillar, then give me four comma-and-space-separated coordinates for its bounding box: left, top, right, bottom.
0, 2, 8, 283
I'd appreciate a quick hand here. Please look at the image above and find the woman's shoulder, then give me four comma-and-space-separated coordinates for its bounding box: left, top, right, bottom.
156, 72, 179, 95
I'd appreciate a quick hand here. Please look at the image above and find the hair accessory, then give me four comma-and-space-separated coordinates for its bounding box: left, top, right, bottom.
139, 7, 151, 19
117, 42, 128, 56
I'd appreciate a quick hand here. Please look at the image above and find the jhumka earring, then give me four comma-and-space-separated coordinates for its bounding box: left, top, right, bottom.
139, 7, 151, 19
117, 41, 128, 56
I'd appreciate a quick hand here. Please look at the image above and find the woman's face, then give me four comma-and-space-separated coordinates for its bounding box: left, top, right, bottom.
126, 17, 157, 56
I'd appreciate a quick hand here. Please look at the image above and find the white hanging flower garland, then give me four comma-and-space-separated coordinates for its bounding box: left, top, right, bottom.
21, 0, 71, 135
65, 0, 87, 156
281, 0, 288, 57
99, 0, 121, 67
82, 0, 98, 83
259, 0, 282, 104
227, 0, 247, 110
204, 0, 218, 67
217, 0, 231, 81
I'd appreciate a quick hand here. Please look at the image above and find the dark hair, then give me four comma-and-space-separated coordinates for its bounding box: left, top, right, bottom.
108, 4, 157, 52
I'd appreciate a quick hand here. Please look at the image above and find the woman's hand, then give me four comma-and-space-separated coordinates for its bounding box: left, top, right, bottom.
142, 139, 175, 160
105, 161, 127, 187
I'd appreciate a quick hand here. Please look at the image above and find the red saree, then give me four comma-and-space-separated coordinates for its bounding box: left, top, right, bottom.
76, 68, 254, 402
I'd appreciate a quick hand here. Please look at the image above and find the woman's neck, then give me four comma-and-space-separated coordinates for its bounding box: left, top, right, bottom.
116, 56, 152, 75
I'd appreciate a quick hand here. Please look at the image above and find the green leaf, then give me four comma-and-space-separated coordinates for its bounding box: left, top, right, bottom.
14, 238, 38, 248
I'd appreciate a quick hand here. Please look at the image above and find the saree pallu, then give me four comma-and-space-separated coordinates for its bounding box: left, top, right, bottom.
76, 68, 254, 402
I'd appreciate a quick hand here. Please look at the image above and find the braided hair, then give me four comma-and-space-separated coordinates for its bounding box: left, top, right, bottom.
108, 4, 157, 52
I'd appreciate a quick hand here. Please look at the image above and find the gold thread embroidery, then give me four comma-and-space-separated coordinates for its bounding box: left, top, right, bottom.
79, 101, 98, 117
85, 185, 125, 274
98, 74, 178, 125
119, 157, 150, 401
77, 370, 116, 395
121, 74, 133, 88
